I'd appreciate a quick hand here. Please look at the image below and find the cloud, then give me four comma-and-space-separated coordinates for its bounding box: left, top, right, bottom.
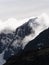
0, 18, 29, 32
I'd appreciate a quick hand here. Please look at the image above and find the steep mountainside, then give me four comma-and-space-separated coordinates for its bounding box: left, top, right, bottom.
4, 28, 49, 65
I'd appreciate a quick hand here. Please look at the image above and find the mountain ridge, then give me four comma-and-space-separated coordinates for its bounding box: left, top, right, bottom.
0, 13, 49, 65
4, 28, 49, 65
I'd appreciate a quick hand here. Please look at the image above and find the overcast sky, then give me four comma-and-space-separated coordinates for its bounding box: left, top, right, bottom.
0, 0, 49, 20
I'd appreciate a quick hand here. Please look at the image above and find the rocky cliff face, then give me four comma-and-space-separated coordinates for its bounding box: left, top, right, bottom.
4, 28, 49, 65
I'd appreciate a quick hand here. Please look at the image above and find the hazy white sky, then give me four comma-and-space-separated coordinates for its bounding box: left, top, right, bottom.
0, 0, 49, 20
